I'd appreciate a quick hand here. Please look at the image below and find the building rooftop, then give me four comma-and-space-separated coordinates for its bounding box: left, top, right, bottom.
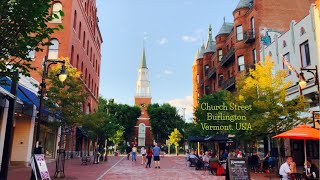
140, 48, 147, 69
197, 43, 206, 59
234, 0, 253, 12
205, 25, 216, 53
216, 22, 234, 37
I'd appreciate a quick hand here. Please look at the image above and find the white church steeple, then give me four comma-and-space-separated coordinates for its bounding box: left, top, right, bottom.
135, 48, 151, 97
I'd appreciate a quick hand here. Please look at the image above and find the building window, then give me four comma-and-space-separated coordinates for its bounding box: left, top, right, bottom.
51, 2, 63, 23
76, 54, 79, 68
81, 62, 84, 74
86, 41, 89, 55
238, 55, 245, 72
283, 53, 291, 76
138, 123, 146, 146
204, 65, 209, 76
71, 45, 74, 65
252, 49, 256, 64
251, 17, 255, 33
236, 25, 243, 41
218, 74, 223, 86
300, 27, 306, 36
83, 31, 86, 48
73, 10, 77, 30
27, 49, 35, 60
78, 22, 82, 40
283, 40, 287, 48
205, 86, 210, 95
90, 48, 92, 61
300, 41, 310, 67
48, 39, 59, 59
218, 49, 223, 61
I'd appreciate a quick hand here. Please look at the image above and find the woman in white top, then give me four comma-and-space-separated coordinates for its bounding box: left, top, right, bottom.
141, 146, 146, 165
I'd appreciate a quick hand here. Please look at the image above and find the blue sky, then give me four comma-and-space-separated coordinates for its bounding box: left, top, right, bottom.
96, 0, 239, 121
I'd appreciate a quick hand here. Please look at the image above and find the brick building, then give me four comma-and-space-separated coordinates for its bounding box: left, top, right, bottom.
28, 0, 103, 159
192, 0, 315, 109
133, 48, 153, 147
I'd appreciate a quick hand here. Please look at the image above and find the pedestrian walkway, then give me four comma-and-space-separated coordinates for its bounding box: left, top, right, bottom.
8, 155, 281, 180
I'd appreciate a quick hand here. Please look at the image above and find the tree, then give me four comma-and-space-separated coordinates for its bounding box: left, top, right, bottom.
169, 128, 183, 155
109, 126, 125, 152
81, 97, 121, 148
106, 102, 141, 143
235, 57, 307, 158
147, 103, 185, 144
45, 57, 87, 147
0, 0, 63, 81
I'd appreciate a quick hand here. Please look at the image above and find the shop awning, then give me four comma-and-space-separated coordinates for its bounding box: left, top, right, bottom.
1, 77, 39, 107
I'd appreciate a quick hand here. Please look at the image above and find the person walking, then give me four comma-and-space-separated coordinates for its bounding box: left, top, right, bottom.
141, 146, 146, 165
132, 145, 137, 161
146, 146, 153, 168
153, 143, 161, 168
126, 145, 132, 160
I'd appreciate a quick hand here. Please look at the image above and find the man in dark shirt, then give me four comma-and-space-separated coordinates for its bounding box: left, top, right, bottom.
251, 152, 260, 173
125, 145, 132, 160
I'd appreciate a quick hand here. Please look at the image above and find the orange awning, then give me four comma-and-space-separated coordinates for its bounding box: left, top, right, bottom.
273, 124, 320, 140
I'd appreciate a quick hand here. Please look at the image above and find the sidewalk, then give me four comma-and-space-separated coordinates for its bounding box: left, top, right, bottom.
8, 155, 123, 180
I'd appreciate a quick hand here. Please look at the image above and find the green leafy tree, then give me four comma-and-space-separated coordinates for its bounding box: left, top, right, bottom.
109, 126, 125, 151
106, 102, 141, 143
0, 0, 64, 81
45, 57, 87, 147
169, 128, 183, 155
147, 103, 185, 144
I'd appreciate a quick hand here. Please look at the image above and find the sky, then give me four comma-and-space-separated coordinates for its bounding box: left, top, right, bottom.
96, 0, 240, 122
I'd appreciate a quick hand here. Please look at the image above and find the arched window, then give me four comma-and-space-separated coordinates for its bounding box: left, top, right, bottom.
48, 39, 59, 59
300, 27, 306, 36
83, 31, 86, 47
86, 103, 90, 114
70, 45, 74, 65
81, 62, 84, 74
138, 123, 146, 146
283, 40, 287, 48
85, 68, 87, 81
78, 22, 82, 40
51, 2, 63, 23
73, 10, 77, 29
91, 79, 93, 90
93, 55, 95, 67
86, 40, 89, 55
76, 54, 79, 69
90, 48, 92, 62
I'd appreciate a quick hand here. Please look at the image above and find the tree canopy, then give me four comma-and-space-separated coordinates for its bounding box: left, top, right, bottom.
147, 103, 185, 144
0, 0, 63, 81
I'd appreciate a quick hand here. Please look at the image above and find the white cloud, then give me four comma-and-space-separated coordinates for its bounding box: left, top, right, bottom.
163, 69, 173, 75
181, 35, 198, 43
167, 96, 194, 122
143, 32, 149, 41
156, 37, 168, 45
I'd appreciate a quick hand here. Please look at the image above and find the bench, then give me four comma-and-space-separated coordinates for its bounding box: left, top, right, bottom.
81, 156, 91, 165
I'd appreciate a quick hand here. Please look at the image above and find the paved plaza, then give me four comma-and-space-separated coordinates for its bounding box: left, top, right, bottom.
7, 155, 281, 180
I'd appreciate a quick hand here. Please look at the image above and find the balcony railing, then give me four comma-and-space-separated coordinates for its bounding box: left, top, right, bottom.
222, 76, 236, 90
244, 30, 255, 43
208, 67, 217, 78
220, 48, 235, 66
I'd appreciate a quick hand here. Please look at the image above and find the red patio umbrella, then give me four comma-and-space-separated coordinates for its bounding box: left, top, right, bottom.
273, 124, 320, 164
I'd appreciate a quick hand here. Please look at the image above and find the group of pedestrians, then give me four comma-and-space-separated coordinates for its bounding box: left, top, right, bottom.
125, 143, 161, 169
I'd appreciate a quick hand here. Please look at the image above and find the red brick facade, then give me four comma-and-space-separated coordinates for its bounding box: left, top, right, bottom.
193, 0, 314, 110
30, 0, 102, 112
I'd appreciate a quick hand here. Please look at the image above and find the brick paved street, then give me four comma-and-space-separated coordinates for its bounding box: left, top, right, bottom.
8, 155, 280, 180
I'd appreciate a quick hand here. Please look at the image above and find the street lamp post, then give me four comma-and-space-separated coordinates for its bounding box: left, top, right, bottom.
298, 65, 319, 128
31, 56, 67, 179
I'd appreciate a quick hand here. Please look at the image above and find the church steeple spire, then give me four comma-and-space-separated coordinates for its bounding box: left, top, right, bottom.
140, 48, 147, 69
136, 47, 151, 97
